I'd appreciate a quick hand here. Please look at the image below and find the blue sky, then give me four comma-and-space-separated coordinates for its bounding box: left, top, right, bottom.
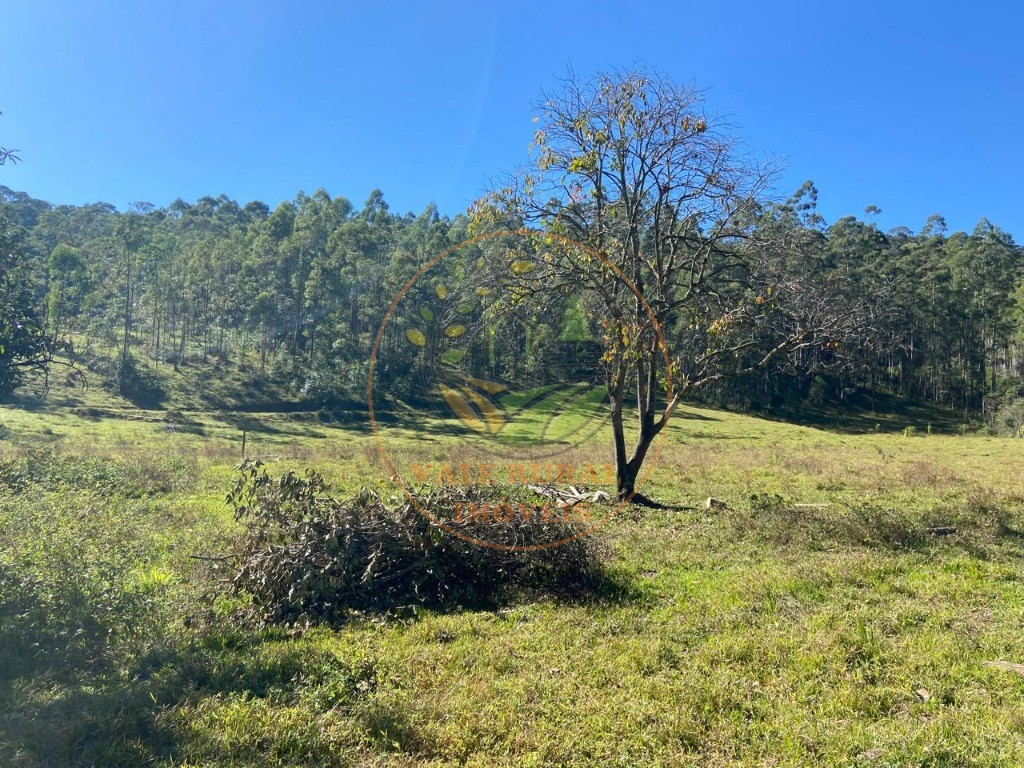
1, 1, 1021, 238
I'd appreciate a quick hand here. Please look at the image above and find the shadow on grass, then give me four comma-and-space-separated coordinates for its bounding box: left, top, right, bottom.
215, 407, 388, 438
0, 565, 638, 767
750, 390, 967, 435
0, 625, 379, 766
448, 565, 643, 614
671, 408, 720, 422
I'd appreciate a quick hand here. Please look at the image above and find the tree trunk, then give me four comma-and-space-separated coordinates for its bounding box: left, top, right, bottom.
617, 420, 661, 500
121, 264, 132, 364
611, 401, 632, 499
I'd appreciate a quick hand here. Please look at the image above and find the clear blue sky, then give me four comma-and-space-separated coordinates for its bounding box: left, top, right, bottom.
2, 1, 1021, 238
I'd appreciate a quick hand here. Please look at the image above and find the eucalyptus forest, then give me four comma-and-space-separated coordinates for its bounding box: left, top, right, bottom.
2, 176, 1022, 421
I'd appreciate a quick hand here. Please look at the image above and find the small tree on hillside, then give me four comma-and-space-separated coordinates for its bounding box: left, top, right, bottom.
0, 214, 50, 395
473, 69, 888, 501
0, 110, 49, 396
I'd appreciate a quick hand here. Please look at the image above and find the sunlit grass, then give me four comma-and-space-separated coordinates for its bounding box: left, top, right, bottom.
3, 382, 1024, 766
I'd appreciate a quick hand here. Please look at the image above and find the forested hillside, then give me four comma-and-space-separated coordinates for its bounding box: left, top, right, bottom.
1, 183, 1022, 420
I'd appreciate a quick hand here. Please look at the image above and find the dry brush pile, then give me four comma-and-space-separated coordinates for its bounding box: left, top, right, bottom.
221, 461, 612, 626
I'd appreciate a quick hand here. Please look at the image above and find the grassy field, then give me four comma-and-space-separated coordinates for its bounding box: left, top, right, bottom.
2, 377, 1024, 766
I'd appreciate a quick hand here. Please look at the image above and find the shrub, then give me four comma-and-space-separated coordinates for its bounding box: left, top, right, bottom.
993, 398, 1024, 437
299, 367, 346, 405
108, 354, 167, 407
0, 448, 189, 497
223, 461, 610, 626
805, 375, 828, 407
0, 493, 172, 674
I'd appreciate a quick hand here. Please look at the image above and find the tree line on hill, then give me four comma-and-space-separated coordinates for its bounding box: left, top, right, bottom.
0, 181, 1021, 421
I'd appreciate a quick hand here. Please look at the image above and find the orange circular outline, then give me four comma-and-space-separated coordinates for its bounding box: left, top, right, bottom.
368, 229, 673, 551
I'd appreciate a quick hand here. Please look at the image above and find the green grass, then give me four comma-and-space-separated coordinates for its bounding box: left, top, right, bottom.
496, 382, 605, 445
2, 372, 1024, 766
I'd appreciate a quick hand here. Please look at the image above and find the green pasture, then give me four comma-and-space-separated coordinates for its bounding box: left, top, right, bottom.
2, 380, 1024, 766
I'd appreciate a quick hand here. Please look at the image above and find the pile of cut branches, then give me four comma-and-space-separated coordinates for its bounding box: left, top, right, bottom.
221, 460, 609, 626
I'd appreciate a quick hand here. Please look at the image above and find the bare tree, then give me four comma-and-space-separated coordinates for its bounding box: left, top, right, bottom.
473, 68, 886, 501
